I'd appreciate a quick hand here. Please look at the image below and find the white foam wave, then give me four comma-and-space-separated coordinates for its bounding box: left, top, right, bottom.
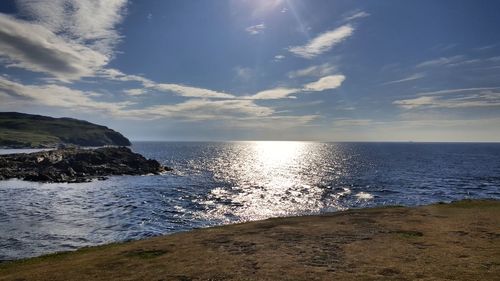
355, 192, 374, 200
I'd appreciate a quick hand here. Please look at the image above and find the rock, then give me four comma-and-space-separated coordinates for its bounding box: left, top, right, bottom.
0, 147, 171, 183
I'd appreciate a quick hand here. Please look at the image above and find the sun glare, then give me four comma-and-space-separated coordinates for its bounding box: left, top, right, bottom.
252, 141, 306, 167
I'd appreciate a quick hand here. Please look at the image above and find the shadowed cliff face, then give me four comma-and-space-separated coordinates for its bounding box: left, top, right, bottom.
0, 112, 131, 148
0, 147, 170, 182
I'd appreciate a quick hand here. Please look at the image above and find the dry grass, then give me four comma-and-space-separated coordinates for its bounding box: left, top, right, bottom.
1, 200, 499, 280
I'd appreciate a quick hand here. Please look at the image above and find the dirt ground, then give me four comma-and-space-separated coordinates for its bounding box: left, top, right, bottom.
1, 200, 499, 281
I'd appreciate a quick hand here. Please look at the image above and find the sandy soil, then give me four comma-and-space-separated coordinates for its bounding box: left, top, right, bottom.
0, 200, 499, 280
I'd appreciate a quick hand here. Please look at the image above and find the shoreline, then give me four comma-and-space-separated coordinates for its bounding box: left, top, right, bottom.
0, 146, 168, 182
1, 199, 499, 280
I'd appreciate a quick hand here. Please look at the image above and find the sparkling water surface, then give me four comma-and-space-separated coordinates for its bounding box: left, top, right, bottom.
1, 141, 500, 260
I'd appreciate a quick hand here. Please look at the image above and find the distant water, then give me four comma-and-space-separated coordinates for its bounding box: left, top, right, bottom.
1, 142, 499, 260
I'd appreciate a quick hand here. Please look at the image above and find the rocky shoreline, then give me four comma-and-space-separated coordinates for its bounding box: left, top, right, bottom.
0, 147, 170, 183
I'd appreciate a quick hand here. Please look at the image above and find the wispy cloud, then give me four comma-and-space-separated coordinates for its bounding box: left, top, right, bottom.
98, 68, 151, 84
331, 117, 500, 134
248, 74, 346, 99
250, 88, 300, 100
273, 55, 285, 62
416, 55, 464, 68
100, 68, 235, 99
417, 54, 500, 69
16, 0, 127, 56
343, 11, 370, 22
288, 63, 336, 78
394, 90, 500, 109
0, 0, 127, 81
224, 115, 319, 129
103, 66, 346, 101
393, 96, 437, 109
124, 88, 147, 96
0, 74, 320, 127
150, 83, 236, 99
0, 75, 275, 121
0, 14, 108, 81
415, 87, 500, 96
303, 75, 346, 91
289, 25, 354, 59
381, 73, 425, 85
475, 44, 498, 51
334, 118, 373, 127
245, 23, 266, 35
122, 99, 274, 121
431, 43, 457, 52
0, 76, 130, 113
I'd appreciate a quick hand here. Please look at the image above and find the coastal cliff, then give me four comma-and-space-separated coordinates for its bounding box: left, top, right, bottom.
0, 112, 130, 148
0, 147, 169, 183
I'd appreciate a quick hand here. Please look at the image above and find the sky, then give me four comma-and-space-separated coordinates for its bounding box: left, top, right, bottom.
0, 0, 500, 142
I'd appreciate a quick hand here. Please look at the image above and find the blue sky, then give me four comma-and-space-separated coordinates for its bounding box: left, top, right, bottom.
1, 0, 500, 141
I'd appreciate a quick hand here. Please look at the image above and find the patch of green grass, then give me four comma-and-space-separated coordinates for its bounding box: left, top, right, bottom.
0, 130, 60, 147
0, 112, 130, 147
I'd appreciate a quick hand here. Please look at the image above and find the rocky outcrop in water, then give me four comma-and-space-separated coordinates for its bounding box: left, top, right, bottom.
0, 147, 170, 183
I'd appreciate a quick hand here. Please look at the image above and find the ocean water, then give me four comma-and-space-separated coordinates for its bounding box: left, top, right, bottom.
1, 141, 499, 260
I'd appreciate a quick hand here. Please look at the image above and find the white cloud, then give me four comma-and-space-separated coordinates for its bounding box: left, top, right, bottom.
151, 83, 235, 99
102, 69, 345, 102
415, 87, 500, 96
245, 23, 266, 35
15, 0, 127, 56
289, 25, 354, 59
98, 68, 152, 84
393, 96, 437, 109
394, 91, 500, 109
343, 11, 370, 22
332, 117, 500, 132
0, 76, 130, 113
249, 87, 300, 100
417, 55, 500, 69
0, 1, 127, 81
225, 115, 319, 129
288, 63, 336, 78
248, 74, 346, 100
124, 88, 147, 96
0, 76, 274, 121
273, 55, 285, 62
381, 73, 425, 85
416, 55, 464, 68
303, 75, 346, 91
121, 99, 275, 121
100, 68, 235, 99
0, 14, 108, 81
334, 118, 373, 127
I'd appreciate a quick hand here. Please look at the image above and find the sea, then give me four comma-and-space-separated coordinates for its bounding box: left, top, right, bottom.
1, 141, 499, 261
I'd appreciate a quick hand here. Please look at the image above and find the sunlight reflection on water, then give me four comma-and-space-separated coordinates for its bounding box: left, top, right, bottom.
194, 141, 352, 222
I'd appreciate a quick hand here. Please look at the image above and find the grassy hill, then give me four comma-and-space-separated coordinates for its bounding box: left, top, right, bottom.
0, 112, 131, 148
